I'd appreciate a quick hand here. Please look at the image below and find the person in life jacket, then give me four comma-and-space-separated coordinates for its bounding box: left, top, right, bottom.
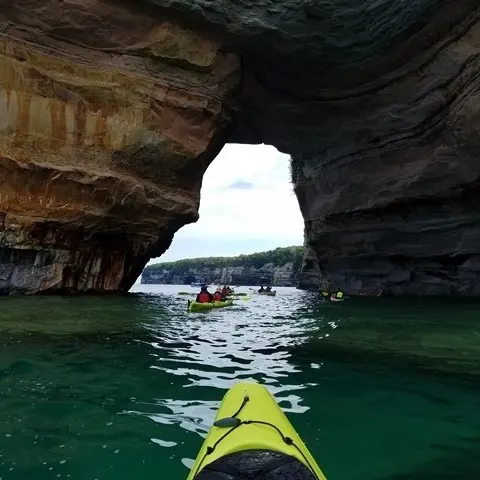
196, 286, 213, 303
258, 285, 265, 293
213, 288, 224, 302
221, 286, 229, 297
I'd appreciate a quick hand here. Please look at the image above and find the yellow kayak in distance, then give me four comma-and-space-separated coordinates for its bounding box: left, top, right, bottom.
226, 295, 251, 302
187, 382, 326, 480
188, 299, 234, 312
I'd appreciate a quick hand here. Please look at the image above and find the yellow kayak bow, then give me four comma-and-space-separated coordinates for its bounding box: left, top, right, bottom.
187, 382, 326, 479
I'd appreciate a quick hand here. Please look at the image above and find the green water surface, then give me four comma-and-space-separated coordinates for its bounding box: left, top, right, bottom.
1, 285, 479, 479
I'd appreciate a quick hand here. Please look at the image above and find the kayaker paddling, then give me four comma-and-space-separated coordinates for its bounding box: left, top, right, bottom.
330, 291, 344, 302
213, 288, 225, 301
196, 286, 214, 303
221, 285, 234, 296
257, 285, 277, 296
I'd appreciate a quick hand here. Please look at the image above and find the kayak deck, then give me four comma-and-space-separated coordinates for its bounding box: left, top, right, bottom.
187, 382, 326, 479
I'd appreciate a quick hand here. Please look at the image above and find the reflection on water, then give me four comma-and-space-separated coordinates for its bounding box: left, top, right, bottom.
1, 285, 480, 479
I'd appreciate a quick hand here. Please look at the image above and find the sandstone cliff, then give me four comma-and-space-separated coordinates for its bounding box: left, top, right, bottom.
142, 262, 297, 286
0, 0, 239, 293
1, 0, 480, 295
142, 246, 303, 286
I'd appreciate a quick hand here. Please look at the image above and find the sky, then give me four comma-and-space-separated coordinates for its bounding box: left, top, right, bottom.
148, 144, 304, 264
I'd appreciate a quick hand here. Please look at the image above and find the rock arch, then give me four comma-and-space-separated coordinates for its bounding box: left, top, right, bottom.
0, 0, 479, 295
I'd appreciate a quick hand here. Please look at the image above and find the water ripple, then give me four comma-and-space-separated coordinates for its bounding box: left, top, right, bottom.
1, 286, 480, 479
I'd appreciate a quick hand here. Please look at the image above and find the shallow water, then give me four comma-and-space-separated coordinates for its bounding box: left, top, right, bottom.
1, 285, 480, 479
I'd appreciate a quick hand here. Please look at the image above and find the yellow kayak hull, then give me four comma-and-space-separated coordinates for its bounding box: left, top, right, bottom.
187, 382, 326, 479
188, 299, 234, 312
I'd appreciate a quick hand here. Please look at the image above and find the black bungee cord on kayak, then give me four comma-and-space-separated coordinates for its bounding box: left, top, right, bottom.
192, 395, 321, 479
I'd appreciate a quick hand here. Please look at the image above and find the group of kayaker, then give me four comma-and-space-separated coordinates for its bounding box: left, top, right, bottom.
258, 285, 273, 293
321, 290, 344, 301
196, 285, 234, 303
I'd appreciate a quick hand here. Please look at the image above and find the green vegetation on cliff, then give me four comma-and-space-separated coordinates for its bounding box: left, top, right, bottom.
144, 246, 304, 274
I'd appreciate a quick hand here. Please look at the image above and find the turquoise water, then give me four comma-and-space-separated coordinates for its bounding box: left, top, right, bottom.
1, 285, 480, 479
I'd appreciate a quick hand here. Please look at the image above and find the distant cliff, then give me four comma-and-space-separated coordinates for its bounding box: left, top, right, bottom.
141, 246, 303, 286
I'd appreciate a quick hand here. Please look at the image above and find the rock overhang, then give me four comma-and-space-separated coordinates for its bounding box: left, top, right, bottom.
0, 0, 479, 294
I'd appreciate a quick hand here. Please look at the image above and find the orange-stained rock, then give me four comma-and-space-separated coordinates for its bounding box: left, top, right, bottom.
0, 0, 240, 293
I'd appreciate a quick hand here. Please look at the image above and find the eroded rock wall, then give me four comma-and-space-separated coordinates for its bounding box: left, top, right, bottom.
221, 0, 480, 296
146, 0, 480, 295
0, 0, 239, 293
288, 4, 480, 295
141, 262, 297, 286
3, 0, 480, 295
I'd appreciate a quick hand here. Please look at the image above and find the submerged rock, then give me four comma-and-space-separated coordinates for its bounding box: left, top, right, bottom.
0, 0, 479, 294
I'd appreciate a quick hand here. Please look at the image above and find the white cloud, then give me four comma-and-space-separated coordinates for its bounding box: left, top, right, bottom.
151, 144, 304, 263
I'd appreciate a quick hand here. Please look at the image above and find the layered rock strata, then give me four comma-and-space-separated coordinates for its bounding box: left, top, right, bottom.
2, 0, 480, 295
0, 0, 239, 293
289, 3, 480, 295
147, 0, 480, 295
141, 262, 297, 286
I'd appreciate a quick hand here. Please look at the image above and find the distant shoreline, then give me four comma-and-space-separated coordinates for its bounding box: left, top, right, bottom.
141, 246, 303, 287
